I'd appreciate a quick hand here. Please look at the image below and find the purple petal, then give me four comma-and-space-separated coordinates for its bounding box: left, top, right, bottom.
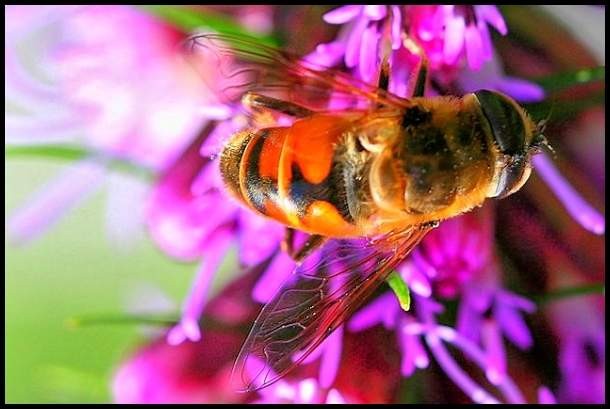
399, 317, 429, 376
497, 76, 546, 103
390, 6, 402, 50
191, 162, 223, 196
348, 292, 395, 331
199, 119, 240, 159
456, 298, 484, 343
533, 153, 605, 235
388, 52, 411, 98
323, 5, 362, 24
399, 261, 432, 297
412, 248, 439, 279
424, 332, 499, 404
344, 15, 368, 68
496, 290, 536, 313
494, 302, 533, 349
358, 24, 380, 83
464, 24, 484, 71
325, 389, 346, 404
238, 212, 283, 266
166, 228, 233, 345
319, 325, 344, 388
476, 5, 507, 35
461, 231, 486, 272
443, 15, 465, 65
420, 231, 447, 266
482, 320, 507, 385
442, 218, 463, 259
295, 340, 324, 365
476, 19, 493, 61
364, 5, 387, 21
199, 103, 232, 120
303, 41, 346, 68
538, 387, 557, 404
251, 252, 296, 303
8, 160, 106, 244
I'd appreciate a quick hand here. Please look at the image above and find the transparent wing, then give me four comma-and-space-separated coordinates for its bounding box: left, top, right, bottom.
184, 33, 412, 111
232, 224, 435, 391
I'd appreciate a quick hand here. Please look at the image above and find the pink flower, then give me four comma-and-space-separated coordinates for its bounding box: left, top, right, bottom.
6, 5, 209, 244
306, 5, 519, 93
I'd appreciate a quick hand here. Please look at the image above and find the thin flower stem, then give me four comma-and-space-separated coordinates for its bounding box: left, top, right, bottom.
6, 143, 155, 180
534, 66, 604, 93
65, 313, 179, 328
534, 283, 605, 306
416, 297, 528, 404
435, 325, 526, 404
416, 298, 500, 404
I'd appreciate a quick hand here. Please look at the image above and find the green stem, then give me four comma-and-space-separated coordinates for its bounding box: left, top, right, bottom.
535, 283, 605, 306
6, 144, 155, 180
140, 5, 279, 47
66, 313, 179, 328
534, 66, 604, 94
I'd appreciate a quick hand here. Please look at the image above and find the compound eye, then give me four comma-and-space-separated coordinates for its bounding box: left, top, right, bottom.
492, 157, 532, 199
475, 90, 526, 155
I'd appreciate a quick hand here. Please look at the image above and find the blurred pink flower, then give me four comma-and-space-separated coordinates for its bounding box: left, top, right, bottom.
6, 5, 209, 244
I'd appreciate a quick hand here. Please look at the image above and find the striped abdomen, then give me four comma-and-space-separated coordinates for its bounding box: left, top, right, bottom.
220, 114, 370, 237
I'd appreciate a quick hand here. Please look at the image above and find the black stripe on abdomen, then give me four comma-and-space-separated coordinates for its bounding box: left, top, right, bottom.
289, 150, 362, 224
243, 130, 280, 214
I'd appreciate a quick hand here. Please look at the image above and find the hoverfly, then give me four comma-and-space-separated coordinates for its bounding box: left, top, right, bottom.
186, 33, 548, 392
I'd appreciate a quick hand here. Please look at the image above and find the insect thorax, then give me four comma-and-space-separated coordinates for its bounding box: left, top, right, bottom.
368, 97, 496, 222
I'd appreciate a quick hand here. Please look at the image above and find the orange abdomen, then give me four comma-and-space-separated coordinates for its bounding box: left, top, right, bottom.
220, 114, 365, 237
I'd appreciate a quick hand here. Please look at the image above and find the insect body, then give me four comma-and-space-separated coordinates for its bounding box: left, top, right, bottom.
221, 93, 540, 239
188, 34, 547, 391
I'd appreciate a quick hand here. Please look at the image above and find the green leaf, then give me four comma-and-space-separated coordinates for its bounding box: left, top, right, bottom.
6, 144, 155, 180
387, 271, 411, 311
140, 5, 279, 47
534, 66, 605, 93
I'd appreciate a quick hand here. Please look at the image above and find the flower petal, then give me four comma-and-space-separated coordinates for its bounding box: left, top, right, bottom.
166, 228, 233, 345
345, 15, 368, 68
348, 292, 395, 331
319, 325, 344, 388
390, 6, 403, 50
358, 24, 380, 83
464, 23, 484, 71
494, 301, 533, 349
443, 15, 465, 65
364, 5, 387, 21
497, 76, 546, 103
476, 5, 507, 35
8, 160, 106, 244
238, 212, 283, 266
251, 252, 296, 303
533, 153, 605, 235
303, 41, 346, 68
323, 5, 362, 24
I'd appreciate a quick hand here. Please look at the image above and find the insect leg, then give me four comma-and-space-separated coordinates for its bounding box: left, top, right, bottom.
242, 92, 314, 118
377, 59, 390, 92
291, 234, 328, 264
404, 38, 429, 98
281, 227, 295, 255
